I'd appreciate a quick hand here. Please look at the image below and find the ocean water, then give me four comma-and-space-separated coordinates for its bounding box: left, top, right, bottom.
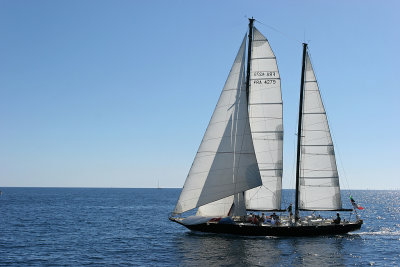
0, 188, 399, 266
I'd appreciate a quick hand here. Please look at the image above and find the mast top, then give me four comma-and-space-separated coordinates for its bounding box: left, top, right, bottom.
249, 17, 255, 29
245, 17, 255, 101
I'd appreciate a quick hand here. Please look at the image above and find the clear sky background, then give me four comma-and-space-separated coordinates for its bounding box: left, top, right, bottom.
0, 0, 399, 189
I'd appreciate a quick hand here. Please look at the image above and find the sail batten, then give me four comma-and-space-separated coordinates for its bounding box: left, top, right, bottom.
298, 51, 343, 211
245, 27, 283, 211
174, 35, 262, 215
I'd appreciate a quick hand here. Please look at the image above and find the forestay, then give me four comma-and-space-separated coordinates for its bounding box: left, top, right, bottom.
299, 52, 343, 210
174, 36, 262, 215
245, 28, 283, 211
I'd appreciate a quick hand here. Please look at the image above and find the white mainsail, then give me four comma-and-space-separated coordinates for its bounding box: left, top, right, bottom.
299, 52, 343, 210
174, 36, 262, 215
245, 28, 283, 211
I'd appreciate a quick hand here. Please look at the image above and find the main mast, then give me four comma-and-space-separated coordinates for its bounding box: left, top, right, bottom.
245, 18, 255, 100
230, 18, 255, 216
295, 43, 308, 221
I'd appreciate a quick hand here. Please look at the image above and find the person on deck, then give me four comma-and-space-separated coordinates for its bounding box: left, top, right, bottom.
271, 212, 280, 225
260, 213, 265, 223
333, 213, 341, 224
287, 203, 292, 214
252, 214, 259, 225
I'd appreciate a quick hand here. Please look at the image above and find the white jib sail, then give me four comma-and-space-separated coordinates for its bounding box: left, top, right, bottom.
196, 192, 246, 217
245, 28, 283, 211
299, 52, 343, 210
196, 195, 234, 216
174, 35, 262, 215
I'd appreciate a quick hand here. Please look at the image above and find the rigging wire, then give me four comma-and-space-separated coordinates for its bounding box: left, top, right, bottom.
254, 18, 303, 45
334, 141, 352, 196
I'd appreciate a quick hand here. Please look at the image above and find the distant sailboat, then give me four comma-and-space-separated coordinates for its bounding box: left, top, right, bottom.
169, 18, 362, 236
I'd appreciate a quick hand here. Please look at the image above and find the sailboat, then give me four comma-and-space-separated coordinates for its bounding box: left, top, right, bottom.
169, 18, 363, 236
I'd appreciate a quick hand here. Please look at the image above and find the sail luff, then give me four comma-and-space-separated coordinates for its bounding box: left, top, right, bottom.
174, 35, 262, 215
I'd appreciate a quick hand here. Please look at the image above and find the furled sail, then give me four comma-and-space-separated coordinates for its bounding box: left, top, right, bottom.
298, 52, 343, 210
245, 28, 283, 211
174, 36, 262, 215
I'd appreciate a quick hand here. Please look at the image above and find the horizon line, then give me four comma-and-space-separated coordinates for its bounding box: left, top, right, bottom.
0, 186, 398, 191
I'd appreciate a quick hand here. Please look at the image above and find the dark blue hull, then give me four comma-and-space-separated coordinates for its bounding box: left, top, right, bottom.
170, 218, 363, 237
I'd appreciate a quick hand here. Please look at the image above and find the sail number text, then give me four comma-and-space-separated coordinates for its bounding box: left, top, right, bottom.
253, 71, 276, 77
253, 79, 276, 85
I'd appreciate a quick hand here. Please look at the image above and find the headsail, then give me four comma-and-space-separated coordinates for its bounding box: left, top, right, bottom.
245, 28, 283, 211
196, 195, 234, 216
196, 192, 246, 217
174, 35, 262, 215
298, 51, 343, 210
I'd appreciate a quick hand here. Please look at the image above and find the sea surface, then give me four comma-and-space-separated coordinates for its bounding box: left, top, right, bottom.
0, 188, 399, 266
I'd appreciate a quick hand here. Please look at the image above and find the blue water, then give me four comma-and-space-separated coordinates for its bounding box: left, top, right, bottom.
1, 188, 399, 266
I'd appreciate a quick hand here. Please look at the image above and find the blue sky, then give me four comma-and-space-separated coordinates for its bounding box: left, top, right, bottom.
0, 0, 399, 189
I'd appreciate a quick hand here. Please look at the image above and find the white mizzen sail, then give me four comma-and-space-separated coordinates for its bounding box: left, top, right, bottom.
245, 28, 283, 211
174, 36, 262, 215
299, 52, 342, 210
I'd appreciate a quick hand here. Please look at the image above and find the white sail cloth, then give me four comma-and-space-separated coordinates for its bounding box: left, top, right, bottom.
299, 52, 343, 210
174, 36, 262, 215
245, 28, 283, 211
196, 195, 234, 216
196, 192, 246, 217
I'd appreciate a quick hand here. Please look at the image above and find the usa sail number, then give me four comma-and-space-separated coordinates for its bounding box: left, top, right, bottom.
254, 71, 276, 77
253, 71, 277, 85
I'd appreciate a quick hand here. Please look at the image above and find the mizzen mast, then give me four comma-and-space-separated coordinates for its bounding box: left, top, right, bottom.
295, 43, 308, 221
